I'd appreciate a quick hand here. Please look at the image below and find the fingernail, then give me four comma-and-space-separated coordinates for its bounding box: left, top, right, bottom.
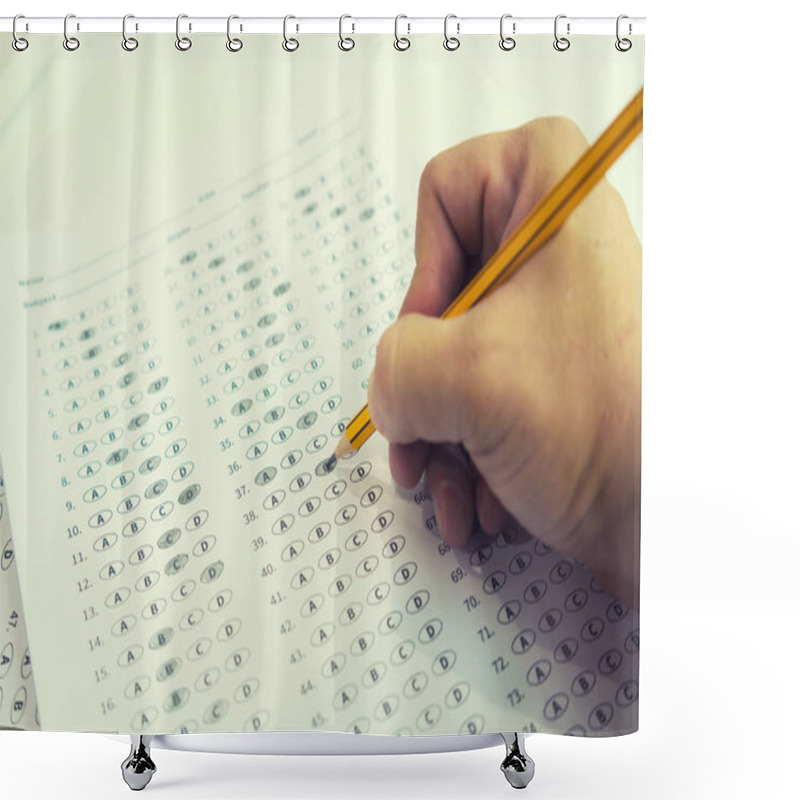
435, 480, 470, 547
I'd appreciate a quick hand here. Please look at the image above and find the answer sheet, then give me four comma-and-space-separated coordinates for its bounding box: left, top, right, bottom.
0, 34, 640, 736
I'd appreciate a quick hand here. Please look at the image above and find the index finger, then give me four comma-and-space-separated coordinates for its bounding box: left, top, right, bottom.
400, 128, 529, 319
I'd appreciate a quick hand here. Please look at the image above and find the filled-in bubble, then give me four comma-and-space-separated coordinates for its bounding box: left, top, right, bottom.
316, 455, 337, 477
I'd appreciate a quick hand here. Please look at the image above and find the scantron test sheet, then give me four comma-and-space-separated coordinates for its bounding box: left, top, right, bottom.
0, 35, 640, 735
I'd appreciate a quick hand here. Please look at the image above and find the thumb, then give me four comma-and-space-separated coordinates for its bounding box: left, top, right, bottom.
367, 312, 482, 447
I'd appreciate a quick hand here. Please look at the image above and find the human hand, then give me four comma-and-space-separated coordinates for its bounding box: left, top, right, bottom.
367, 117, 641, 608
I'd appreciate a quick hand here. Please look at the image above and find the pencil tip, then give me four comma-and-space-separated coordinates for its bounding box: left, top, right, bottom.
334, 434, 355, 461
323, 454, 337, 473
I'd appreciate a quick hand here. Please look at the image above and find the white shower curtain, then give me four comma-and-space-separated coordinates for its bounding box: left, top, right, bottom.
0, 26, 643, 738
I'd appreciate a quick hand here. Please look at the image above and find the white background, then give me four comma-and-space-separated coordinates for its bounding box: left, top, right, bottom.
1, 1, 798, 799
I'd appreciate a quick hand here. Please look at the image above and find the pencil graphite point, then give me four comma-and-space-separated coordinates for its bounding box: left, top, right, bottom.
334, 433, 355, 462
323, 453, 337, 473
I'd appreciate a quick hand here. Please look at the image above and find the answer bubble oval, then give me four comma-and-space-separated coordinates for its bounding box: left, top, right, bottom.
511, 629, 537, 655
371, 511, 394, 533
105, 585, 131, 608
282, 540, 305, 562
571, 670, 597, 697
118, 644, 144, 667
308, 521, 331, 544
382, 535, 405, 559
255, 466, 277, 486
185, 509, 209, 531
543, 692, 569, 721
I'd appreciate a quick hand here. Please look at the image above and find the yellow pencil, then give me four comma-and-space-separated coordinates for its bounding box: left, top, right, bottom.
328, 86, 644, 468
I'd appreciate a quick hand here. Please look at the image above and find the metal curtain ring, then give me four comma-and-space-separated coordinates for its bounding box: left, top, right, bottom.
615, 15, 632, 51
339, 15, 355, 51
122, 14, 138, 51
394, 15, 410, 51
12, 14, 29, 51
283, 15, 299, 52
553, 14, 570, 51
63, 13, 80, 51
175, 14, 192, 51
499, 14, 515, 51
443, 14, 460, 51
227, 15, 243, 52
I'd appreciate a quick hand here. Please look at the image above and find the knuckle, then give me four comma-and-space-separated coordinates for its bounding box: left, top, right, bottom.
524, 114, 585, 143
546, 114, 586, 142
418, 155, 444, 197
418, 138, 467, 197
521, 115, 589, 172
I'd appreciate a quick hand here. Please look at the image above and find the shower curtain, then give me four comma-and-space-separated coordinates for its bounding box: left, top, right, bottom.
0, 24, 643, 738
